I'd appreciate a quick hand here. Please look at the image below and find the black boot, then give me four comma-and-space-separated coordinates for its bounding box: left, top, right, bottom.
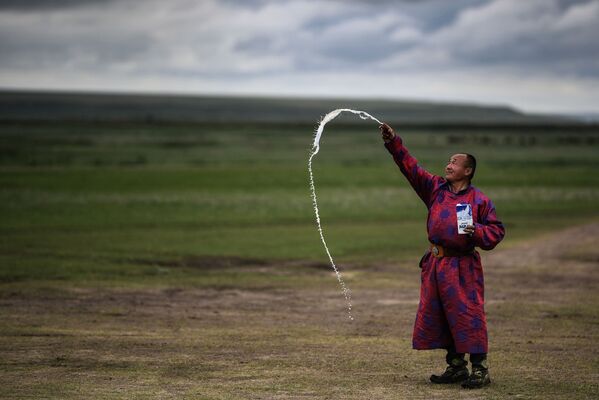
430, 347, 469, 384
462, 353, 491, 389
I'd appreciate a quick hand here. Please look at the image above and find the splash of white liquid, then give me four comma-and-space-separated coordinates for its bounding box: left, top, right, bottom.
308, 109, 383, 321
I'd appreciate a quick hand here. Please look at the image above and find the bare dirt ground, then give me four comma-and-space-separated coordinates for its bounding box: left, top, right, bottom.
1, 224, 598, 399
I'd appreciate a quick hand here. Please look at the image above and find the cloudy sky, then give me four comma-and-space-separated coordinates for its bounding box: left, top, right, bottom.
0, 0, 598, 113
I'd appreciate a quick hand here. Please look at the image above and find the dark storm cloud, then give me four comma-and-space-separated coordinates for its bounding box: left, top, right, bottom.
0, 5, 153, 70
0, 29, 152, 70
1, 0, 596, 73
556, 0, 595, 8
301, 0, 487, 33
0, 0, 598, 112
226, 0, 599, 77
381, 0, 489, 32
454, 30, 599, 77
2, 0, 596, 75
425, 0, 599, 77
0, 0, 116, 11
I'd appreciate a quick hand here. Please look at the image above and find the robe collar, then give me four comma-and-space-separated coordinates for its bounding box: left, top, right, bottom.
442, 180, 472, 196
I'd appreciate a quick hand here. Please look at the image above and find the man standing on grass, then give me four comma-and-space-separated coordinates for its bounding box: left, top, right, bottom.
380, 123, 505, 389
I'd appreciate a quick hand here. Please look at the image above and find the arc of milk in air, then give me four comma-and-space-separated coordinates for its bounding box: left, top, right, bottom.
308, 109, 383, 321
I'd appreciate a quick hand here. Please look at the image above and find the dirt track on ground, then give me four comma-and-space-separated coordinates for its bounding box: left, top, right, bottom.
1, 224, 598, 399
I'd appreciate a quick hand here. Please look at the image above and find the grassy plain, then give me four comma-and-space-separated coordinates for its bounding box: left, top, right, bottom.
1, 120, 598, 399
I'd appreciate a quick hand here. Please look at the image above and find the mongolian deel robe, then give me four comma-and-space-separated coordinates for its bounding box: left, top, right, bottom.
385, 136, 505, 354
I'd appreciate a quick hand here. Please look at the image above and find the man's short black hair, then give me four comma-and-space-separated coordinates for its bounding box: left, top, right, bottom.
465, 153, 476, 181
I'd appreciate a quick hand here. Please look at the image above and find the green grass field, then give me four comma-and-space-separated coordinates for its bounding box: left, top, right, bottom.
1, 119, 598, 398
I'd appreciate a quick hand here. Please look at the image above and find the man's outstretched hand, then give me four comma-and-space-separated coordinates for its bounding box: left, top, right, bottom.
380, 123, 396, 143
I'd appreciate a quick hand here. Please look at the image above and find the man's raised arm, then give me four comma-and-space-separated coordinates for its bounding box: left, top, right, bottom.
380, 123, 442, 207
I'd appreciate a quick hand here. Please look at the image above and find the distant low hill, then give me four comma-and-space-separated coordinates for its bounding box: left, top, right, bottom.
0, 89, 579, 126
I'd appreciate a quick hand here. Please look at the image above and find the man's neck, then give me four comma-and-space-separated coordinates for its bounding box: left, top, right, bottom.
449, 180, 470, 194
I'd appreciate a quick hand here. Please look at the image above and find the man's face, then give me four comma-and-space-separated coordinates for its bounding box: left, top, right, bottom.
445, 154, 472, 182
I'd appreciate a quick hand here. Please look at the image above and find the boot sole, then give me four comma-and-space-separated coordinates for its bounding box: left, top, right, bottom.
461, 377, 491, 389
430, 373, 469, 384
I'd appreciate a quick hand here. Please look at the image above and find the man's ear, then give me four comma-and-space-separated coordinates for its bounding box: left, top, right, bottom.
465, 167, 473, 178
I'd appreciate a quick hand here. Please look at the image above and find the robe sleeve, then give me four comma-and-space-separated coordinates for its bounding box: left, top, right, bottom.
472, 199, 505, 250
384, 135, 442, 207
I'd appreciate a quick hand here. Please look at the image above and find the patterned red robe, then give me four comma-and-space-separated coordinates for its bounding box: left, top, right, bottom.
385, 136, 505, 354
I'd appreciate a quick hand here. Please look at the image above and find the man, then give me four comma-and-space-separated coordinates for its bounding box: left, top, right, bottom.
380, 123, 505, 389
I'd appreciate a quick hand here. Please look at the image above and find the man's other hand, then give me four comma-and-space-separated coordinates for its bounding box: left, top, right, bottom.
464, 225, 475, 237
380, 123, 396, 143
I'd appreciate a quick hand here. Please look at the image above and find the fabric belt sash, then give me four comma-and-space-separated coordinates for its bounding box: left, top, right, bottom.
429, 243, 474, 258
